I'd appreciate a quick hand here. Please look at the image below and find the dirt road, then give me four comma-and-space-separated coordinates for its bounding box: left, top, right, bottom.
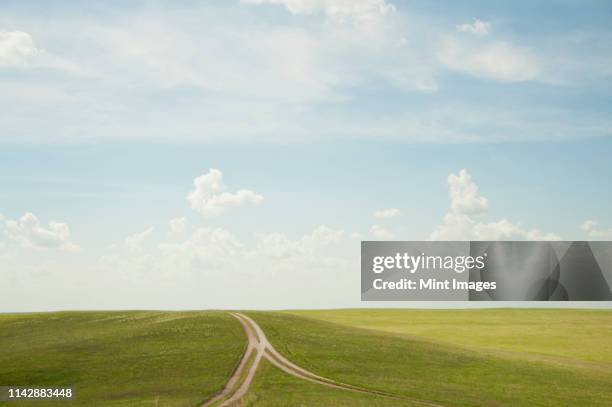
201, 312, 445, 407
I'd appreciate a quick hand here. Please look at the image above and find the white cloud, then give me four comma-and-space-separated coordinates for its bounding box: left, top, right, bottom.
168, 217, 187, 239
431, 213, 559, 241
438, 37, 541, 82
456, 18, 490, 36
581, 219, 599, 231
186, 169, 264, 216
255, 225, 343, 259
241, 0, 396, 23
581, 220, 612, 239
430, 170, 559, 241
155, 227, 245, 274
373, 208, 401, 218
0, 29, 88, 77
448, 169, 488, 214
3, 212, 79, 251
350, 232, 363, 240
92, 223, 351, 309
302, 225, 344, 246
124, 227, 154, 251
0, 30, 37, 67
370, 224, 395, 239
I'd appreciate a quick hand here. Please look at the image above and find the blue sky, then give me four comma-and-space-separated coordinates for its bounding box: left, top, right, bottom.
1, 0, 611, 310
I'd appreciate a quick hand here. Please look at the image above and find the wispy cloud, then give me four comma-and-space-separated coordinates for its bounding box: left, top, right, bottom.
373, 208, 401, 218
581, 220, 612, 240
241, 0, 396, 23
456, 18, 490, 36
0, 2, 610, 144
437, 36, 541, 82
370, 224, 395, 239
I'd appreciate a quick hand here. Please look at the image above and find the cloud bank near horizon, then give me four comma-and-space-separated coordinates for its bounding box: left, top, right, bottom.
2, 167, 601, 310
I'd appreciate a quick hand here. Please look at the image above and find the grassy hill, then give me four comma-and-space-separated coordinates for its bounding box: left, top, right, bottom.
1, 309, 611, 406
0, 311, 245, 406
285, 309, 612, 364
246, 309, 612, 406
242, 359, 417, 407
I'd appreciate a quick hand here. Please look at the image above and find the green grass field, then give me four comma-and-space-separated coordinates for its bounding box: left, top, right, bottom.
1, 309, 611, 406
247, 310, 612, 406
0, 311, 245, 406
241, 359, 416, 407
286, 309, 612, 364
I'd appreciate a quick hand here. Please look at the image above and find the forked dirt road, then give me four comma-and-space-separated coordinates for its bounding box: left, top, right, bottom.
201, 313, 445, 407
